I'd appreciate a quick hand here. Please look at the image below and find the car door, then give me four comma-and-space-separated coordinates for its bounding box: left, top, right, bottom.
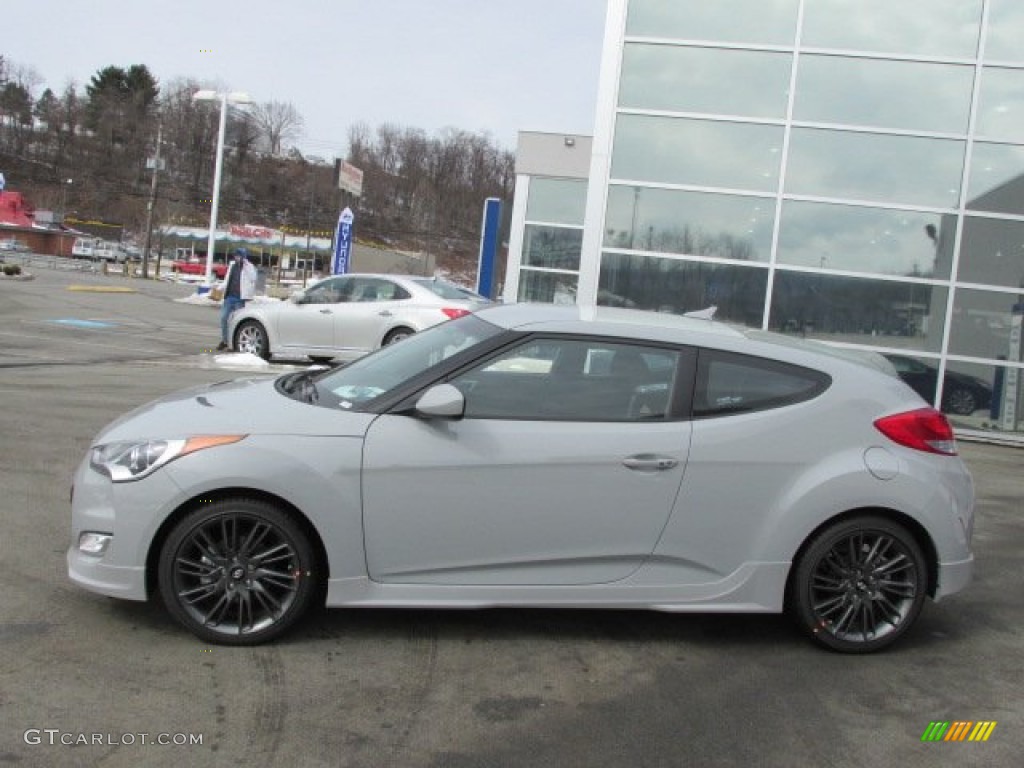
361, 337, 693, 585
277, 276, 349, 352
332, 278, 410, 354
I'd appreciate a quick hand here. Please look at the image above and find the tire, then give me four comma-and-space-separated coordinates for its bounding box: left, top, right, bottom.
234, 320, 271, 360
943, 387, 977, 416
158, 498, 319, 645
383, 327, 414, 346
789, 516, 927, 653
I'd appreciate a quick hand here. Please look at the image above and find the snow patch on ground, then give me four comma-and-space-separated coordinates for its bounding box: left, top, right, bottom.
212, 352, 271, 368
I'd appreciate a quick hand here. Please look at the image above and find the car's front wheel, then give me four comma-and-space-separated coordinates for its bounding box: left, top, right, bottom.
234, 320, 270, 360
158, 498, 319, 645
789, 516, 928, 653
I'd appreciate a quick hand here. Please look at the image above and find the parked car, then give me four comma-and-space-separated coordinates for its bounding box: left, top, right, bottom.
884, 354, 993, 416
0, 237, 29, 252
229, 274, 490, 363
69, 304, 974, 652
172, 257, 228, 279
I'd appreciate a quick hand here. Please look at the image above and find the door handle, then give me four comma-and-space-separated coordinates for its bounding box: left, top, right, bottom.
622, 455, 678, 472
319, 309, 332, 314
378, 310, 393, 317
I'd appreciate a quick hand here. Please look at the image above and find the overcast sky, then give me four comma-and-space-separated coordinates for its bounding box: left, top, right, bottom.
4, 0, 607, 157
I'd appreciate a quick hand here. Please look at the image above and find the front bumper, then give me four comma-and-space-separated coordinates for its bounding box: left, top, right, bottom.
67, 456, 185, 602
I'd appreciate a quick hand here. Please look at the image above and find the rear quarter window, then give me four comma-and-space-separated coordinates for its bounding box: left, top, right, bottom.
693, 349, 830, 418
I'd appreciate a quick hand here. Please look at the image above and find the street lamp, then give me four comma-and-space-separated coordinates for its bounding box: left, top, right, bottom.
60, 178, 73, 221
193, 89, 252, 284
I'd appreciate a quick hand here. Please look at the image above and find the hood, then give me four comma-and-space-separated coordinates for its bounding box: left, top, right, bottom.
94, 376, 377, 444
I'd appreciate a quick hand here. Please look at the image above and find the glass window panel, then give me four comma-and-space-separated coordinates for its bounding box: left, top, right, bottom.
769, 271, 948, 353
966, 143, 1024, 214
777, 201, 953, 279
619, 44, 792, 119
517, 269, 578, 305
975, 67, 1024, 142
522, 225, 583, 271
958, 217, 1024, 288
625, 0, 799, 46
612, 115, 784, 192
985, 0, 1024, 63
947, 287, 1024, 360
794, 55, 974, 134
598, 253, 769, 327
525, 178, 587, 225
801, 0, 983, 58
604, 186, 773, 262
883, 355, 1001, 420
785, 128, 965, 208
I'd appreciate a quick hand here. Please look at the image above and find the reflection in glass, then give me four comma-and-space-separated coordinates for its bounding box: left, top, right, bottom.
525, 178, 588, 225
975, 67, 1024, 142
769, 271, 948, 353
947, 287, 1024, 359
793, 56, 974, 134
604, 186, 773, 261
884, 354, 998, 418
801, 0, 982, 58
985, 0, 1024, 63
777, 201, 952, 279
612, 115, 783, 192
619, 44, 792, 119
785, 128, 964, 208
598, 253, 768, 327
966, 143, 1024, 214
518, 269, 579, 305
625, 0, 799, 46
522, 225, 583, 271
958, 217, 1024, 288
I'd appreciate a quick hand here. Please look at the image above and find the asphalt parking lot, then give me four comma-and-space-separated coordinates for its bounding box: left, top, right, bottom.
1, 268, 1021, 767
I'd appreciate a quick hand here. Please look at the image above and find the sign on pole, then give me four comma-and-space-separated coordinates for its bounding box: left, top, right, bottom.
476, 198, 502, 299
331, 207, 355, 275
333, 160, 364, 197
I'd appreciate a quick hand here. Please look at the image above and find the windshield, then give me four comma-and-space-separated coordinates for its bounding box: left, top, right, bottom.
316, 314, 503, 409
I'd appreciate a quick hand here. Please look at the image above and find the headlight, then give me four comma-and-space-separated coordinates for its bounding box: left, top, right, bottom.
89, 435, 245, 482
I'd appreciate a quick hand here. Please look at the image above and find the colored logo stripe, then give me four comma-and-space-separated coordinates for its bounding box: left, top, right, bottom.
921, 721, 996, 742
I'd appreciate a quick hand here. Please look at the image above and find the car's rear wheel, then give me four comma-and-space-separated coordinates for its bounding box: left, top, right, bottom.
158, 499, 318, 645
383, 327, 414, 346
234, 320, 270, 359
943, 387, 977, 416
789, 516, 927, 653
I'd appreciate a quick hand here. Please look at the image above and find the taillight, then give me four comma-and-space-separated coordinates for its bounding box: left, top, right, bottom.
441, 308, 471, 320
874, 408, 957, 455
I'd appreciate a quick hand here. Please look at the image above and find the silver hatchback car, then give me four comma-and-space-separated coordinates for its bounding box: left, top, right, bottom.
69, 304, 974, 652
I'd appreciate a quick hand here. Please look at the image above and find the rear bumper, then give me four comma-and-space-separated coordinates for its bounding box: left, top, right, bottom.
934, 554, 973, 600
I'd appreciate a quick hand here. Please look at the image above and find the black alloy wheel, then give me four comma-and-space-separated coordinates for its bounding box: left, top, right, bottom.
158, 499, 318, 645
790, 517, 927, 653
943, 387, 977, 416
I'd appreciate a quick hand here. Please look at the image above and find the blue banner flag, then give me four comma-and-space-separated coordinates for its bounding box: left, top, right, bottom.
331, 207, 355, 275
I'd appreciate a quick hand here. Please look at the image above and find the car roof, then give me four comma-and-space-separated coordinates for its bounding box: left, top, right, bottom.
474, 303, 897, 376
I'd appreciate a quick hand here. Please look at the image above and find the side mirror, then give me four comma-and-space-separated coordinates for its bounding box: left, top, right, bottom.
290, 290, 307, 304
414, 383, 465, 419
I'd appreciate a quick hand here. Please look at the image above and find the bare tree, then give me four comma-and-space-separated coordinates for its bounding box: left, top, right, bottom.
250, 100, 304, 156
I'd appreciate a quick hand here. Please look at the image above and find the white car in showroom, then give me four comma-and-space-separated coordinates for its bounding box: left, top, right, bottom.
228, 273, 489, 363
69, 304, 974, 652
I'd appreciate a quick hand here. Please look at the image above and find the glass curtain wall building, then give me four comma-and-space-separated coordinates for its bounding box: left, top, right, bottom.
508, 0, 1024, 439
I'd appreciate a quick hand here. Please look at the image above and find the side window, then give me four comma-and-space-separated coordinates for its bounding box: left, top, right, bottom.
451, 338, 680, 421
693, 350, 830, 417
304, 278, 345, 304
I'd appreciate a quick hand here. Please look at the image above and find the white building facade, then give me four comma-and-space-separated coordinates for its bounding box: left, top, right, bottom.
505, 0, 1024, 439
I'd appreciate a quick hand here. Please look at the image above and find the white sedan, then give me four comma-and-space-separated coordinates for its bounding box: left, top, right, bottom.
228, 274, 489, 362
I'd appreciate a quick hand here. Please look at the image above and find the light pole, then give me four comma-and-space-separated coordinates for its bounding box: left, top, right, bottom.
60, 179, 73, 257
193, 89, 252, 284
